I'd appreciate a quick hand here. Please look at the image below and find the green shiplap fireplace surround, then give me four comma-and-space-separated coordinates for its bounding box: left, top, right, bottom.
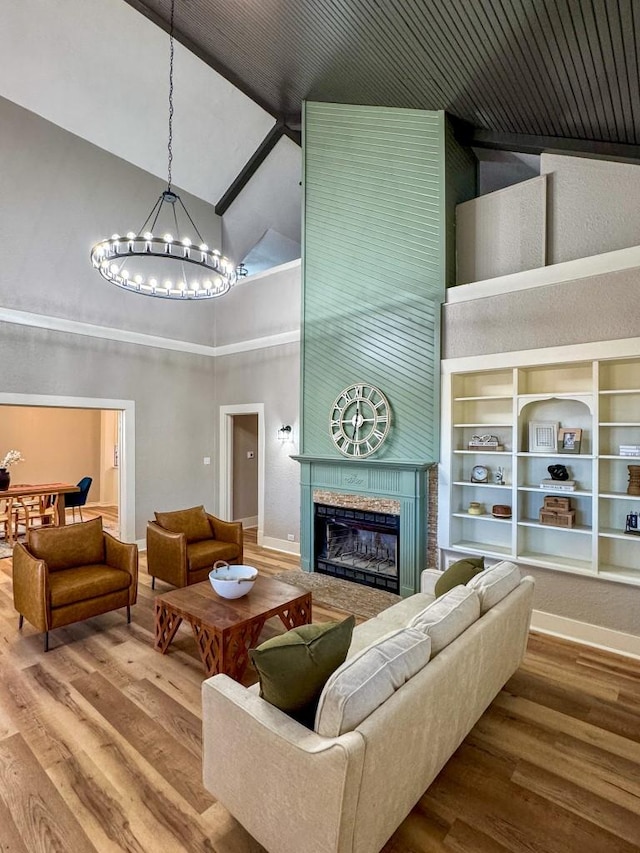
298, 103, 475, 595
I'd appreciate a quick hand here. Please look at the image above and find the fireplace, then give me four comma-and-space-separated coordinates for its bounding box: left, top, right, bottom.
314, 503, 400, 593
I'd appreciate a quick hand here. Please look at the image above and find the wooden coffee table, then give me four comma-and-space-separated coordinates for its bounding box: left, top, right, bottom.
153, 574, 312, 680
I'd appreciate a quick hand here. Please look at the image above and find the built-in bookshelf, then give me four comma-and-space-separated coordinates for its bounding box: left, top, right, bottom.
442, 358, 640, 586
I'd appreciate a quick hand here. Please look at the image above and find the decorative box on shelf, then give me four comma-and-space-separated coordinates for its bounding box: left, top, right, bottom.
468, 434, 503, 451
539, 478, 576, 492
539, 496, 576, 528
620, 445, 640, 457
468, 443, 504, 451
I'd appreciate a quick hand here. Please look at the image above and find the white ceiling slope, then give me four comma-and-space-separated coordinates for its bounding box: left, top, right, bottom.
0, 0, 274, 206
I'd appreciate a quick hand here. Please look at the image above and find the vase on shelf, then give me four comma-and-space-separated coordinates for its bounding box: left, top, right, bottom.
0, 469, 9, 491
627, 465, 640, 496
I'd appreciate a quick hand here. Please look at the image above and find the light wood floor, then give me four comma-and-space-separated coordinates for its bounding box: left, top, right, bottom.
1, 523, 640, 851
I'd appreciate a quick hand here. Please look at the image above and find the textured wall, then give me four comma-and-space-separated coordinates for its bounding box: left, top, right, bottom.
302, 103, 449, 462
443, 266, 640, 359
0, 322, 217, 539
214, 343, 301, 544
0, 96, 222, 346
542, 153, 640, 264
456, 175, 547, 284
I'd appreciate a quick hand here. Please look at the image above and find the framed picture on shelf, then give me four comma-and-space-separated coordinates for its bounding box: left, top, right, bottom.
528, 421, 558, 453
558, 427, 582, 454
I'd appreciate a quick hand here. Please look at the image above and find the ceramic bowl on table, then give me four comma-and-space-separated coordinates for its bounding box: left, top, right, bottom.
209, 561, 258, 599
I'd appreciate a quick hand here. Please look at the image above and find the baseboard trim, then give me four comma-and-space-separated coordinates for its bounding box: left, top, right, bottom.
261, 536, 300, 556
531, 609, 640, 660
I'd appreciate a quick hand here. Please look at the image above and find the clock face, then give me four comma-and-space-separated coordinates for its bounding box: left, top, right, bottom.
471, 464, 489, 483
330, 383, 391, 458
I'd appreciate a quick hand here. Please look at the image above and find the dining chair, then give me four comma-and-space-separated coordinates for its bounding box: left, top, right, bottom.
64, 476, 92, 522
0, 497, 14, 543
15, 494, 59, 533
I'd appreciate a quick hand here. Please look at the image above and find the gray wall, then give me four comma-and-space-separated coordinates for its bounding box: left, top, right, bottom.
0, 96, 222, 346
0, 322, 217, 538
214, 342, 301, 544
232, 414, 259, 521
443, 269, 640, 636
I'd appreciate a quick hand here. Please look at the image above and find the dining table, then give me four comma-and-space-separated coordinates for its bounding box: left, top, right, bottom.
0, 482, 80, 543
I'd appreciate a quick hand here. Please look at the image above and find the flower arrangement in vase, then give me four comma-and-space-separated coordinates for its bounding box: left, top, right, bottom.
0, 450, 25, 490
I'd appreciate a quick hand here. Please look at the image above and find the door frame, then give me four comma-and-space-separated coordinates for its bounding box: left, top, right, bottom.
219, 403, 265, 545
0, 393, 135, 542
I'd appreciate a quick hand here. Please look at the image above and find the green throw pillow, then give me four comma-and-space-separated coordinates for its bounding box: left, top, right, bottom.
434, 556, 484, 598
249, 616, 355, 727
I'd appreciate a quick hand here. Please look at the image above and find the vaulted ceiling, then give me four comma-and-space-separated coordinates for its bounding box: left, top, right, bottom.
125, 0, 640, 161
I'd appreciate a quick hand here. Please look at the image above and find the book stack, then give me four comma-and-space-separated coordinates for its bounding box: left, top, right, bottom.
539, 478, 576, 491
619, 445, 640, 457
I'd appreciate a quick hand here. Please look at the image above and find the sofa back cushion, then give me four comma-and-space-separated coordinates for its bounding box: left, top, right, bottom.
28, 516, 105, 571
467, 561, 521, 614
250, 616, 355, 727
154, 505, 212, 543
434, 556, 484, 598
409, 586, 480, 655
314, 627, 432, 737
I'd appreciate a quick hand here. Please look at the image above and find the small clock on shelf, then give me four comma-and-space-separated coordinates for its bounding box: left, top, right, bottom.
470, 464, 489, 483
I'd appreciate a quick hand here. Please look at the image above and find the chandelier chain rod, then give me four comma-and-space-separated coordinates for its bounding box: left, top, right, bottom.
170, 202, 189, 284
176, 195, 206, 244
167, 0, 175, 192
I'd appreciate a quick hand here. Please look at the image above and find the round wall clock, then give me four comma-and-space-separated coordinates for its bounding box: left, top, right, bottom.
470, 464, 489, 483
330, 383, 391, 458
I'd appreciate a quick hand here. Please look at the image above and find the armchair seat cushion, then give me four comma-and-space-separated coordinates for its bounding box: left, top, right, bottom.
187, 539, 241, 572
49, 564, 132, 608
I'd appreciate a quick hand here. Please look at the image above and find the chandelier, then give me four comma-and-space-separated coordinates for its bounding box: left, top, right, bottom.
90, 0, 245, 299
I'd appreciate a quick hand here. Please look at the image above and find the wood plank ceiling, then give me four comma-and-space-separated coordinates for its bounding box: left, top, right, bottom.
124, 0, 640, 159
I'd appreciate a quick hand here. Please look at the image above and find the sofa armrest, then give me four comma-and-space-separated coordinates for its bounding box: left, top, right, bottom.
420, 569, 442, 595
12, 543, 49, 631
202, 674, 365, 853
104, 533, 138, 603
207, 514, 243, 561
146, 522, 187, 587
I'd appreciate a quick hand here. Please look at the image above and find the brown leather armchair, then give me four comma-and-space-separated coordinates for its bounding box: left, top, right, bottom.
147, 505, 243, 589
13, 516, 138, 651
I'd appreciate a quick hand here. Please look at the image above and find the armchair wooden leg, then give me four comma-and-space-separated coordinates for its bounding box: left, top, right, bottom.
44, 631, 49, 653
127, 605, 131, 624
18, 614, 23, 629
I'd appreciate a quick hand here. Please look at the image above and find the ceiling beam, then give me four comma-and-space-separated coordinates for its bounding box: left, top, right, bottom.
215, 122, 285, 216
464, 127, 640, 165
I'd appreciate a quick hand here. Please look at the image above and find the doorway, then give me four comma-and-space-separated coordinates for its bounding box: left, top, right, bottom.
219, 403, 265, 545
0, 393, 134, 542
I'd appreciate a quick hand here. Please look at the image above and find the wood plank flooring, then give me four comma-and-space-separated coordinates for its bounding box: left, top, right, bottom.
1, 522, 640, 851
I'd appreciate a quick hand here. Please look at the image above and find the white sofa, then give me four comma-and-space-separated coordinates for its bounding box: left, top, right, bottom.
202, 562, 534, 853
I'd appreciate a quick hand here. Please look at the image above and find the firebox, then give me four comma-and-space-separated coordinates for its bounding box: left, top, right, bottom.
314, 503, 400, 593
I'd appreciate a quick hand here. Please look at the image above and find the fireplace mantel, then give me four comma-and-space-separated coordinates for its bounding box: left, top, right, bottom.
293, 455, 435, 597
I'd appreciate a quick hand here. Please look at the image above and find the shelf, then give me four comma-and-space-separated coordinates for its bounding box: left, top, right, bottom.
518, 392, 593, 401
454, 449, 511, 455
518, 485, 592, 496
450, 540, 512, 557
452, 512, 511, 523
599, 491, 640, 500
597, 566, 640, 585
599, 389, 640, 395
515, 551, 593, 573
600, 455, 640, 460
599, 422, 640, 427
517, 452, 594, 459
453, 481, 512, 489
453, 395, 513, 402
517, 518, 591, 534
599, 527, 640, 541
453, 423, 512, 428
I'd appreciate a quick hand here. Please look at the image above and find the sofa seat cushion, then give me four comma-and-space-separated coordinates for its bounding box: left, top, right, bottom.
49, 564, 132, 608
347, 592, 435, 658
434, 556, 484, 598
315, 627, 432, 737
467, 561, 521, 614
409, 586, 480, 655
187, 539, 240, 572
155, 505, 212, 543
28, 517, 105, 571
250, 616, 355, 727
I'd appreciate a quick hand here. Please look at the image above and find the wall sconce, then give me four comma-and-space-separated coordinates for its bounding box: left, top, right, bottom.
277, 424, 293, 441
